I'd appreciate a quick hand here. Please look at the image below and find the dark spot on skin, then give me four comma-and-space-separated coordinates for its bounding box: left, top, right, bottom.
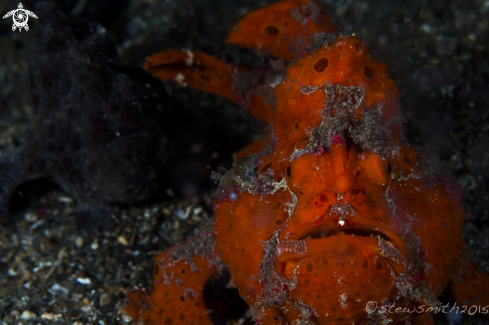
403, 155, 414, 165
306, 263, 313, 272
364, 66, 374, 78
388, 162, 392, 173
313, 58, 329, 73
319, 283, 327, 292
264, 25, 279, 36
286, 165, 291, 177
200, 74, 210, 82
272, 201, 282, 211
362, 260, 369, 269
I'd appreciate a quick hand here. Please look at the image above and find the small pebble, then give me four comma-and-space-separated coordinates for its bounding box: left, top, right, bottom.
121, 312, 133, 323
77, 277, 92, 285
118, 236, 129, 246
20, 310, 36, 320
41, 313, 60, 320
100, 293, 111, 306
75, 236, 84, 247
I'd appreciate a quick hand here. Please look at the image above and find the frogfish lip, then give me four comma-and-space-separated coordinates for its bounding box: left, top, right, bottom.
275, 213, 410, 278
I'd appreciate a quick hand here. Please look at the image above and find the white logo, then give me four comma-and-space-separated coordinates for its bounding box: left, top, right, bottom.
2, 3, 38, 32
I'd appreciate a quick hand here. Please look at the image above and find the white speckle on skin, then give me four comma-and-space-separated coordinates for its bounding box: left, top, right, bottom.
339, 293, 348, 309
174, 73, 187, 87
185, 50, 194, 66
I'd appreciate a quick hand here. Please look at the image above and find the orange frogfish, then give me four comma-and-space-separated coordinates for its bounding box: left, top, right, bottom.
126, 1, 489, 324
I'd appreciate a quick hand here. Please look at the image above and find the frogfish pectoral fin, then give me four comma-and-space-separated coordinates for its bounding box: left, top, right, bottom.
143, 49, 275, 123
125, 237, 220, 325
143, 49, 239, 103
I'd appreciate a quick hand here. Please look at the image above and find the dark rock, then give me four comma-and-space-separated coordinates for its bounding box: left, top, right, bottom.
0, 2, 169, 227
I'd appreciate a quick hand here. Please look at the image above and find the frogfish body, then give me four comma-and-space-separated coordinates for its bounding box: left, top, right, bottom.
126, 1, 489, 324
